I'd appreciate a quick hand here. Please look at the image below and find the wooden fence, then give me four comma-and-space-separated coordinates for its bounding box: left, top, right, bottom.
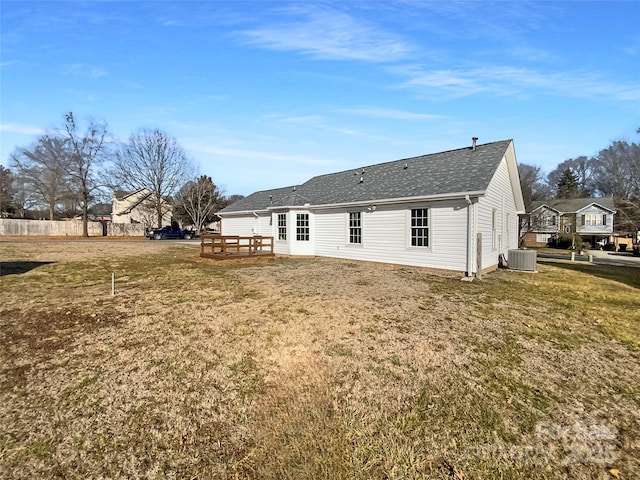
200, 235, 274, 259
0, 219, 145, 237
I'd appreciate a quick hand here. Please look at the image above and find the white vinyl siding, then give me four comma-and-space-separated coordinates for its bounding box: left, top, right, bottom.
221, 212, 271, 237
313, 200, 468, 272
477, 155, 519, 271
491, 208, 497, 250
220, 215, 255, 236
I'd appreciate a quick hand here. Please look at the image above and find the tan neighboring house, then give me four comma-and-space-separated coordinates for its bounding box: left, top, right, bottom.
111, 189, 172, 230
521, 197, 616, 248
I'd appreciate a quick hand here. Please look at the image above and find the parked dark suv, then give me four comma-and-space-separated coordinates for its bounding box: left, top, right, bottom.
147, 226, 195, 240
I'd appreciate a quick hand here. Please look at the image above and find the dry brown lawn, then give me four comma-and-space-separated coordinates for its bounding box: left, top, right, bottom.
1, 240, 639, 479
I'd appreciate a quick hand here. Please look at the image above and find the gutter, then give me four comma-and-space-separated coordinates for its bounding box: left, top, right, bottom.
220, 191, 488, 215
465, 195, 476, 277
276, 190, 488, 212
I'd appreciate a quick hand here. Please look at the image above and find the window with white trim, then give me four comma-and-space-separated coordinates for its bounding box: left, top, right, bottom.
349, 212, 362, 244
277, 213, 287, 240
296, 213, 309, 241
536, 233, 551, 243
410, 208, 429, 247
581, 214, 606, 226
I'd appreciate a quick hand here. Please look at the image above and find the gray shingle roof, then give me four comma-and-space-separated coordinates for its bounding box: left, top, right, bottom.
530, 197, 616, 213
220, 140, 513, 213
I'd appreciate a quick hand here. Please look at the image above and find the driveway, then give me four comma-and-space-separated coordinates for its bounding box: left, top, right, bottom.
537, 249, 640, 267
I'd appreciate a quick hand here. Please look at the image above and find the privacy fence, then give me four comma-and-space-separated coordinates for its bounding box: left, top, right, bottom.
0, 219, 145, 237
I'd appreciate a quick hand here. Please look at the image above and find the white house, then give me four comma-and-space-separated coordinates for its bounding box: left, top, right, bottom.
217, 139, 525, 276
111, 188, 172, 229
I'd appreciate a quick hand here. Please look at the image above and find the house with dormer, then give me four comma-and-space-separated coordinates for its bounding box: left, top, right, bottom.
521, 197, 616, 248
217, 139, 525, 277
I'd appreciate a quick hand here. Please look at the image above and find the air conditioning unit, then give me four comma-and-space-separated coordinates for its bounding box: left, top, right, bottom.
508, 249, 537, 272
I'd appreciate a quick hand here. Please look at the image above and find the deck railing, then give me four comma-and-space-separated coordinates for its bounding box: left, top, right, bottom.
200, 235, 274, 259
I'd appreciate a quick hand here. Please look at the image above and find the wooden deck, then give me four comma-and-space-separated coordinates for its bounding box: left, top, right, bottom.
200, 235, 275, 260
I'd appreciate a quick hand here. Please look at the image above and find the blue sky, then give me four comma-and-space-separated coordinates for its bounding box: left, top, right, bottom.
1, 1, 639, 196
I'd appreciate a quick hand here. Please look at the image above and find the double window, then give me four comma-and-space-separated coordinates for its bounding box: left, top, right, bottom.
296, 213, 309, 241
582, 214, 606, 226
410, 208, 429, 247
349, 212, 362, 244
277, 213, 287, 240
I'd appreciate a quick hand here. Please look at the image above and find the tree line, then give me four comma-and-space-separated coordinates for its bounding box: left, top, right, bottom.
518, 132, 640, 236
0, 112, 243, 235
2, 113, 638, 237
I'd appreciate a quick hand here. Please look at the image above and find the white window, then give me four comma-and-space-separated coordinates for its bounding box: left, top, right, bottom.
277, 213, 286, 240
410, 208, 429, 247
349, 212, 362, 244
296, 213, 309, 241
581, 214, 606, 226
536, 234, 550, 243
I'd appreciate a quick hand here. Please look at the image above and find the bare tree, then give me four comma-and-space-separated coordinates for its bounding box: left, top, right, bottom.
614, 197, 640, 237
175, 175, 223, 233
546, 157, 595, 198
110, 129, 195, 228
59, 112, 109, 236
592, 141, 640, 199
222, 194, 245, 208
9, 136, 72, 220
517, 163, 552, 210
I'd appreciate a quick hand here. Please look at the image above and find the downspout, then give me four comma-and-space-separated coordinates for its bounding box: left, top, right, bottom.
464, 195, 474, 279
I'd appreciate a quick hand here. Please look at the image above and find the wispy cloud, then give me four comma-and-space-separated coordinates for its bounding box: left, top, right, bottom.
341, 107, 445, 120
66, 63, 107, 78
264, 114, 325, 126
186, 142, 336, 167
239, 6, 414, 62
0, 123, 47, 136
264, 113, 393, 141
394, 64, 640, 101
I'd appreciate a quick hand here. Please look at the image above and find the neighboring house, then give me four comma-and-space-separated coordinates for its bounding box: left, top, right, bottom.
217, 139, 525, 277
112, 188, 172, 229
87, 203, 113, 222
521, 197, 616, 248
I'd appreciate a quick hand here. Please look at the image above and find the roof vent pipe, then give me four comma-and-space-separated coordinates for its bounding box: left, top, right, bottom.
472, 137, 478, 151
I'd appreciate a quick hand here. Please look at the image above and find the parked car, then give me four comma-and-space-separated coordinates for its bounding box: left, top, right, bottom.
147, 226, 195, 240
633, 242, 640, 256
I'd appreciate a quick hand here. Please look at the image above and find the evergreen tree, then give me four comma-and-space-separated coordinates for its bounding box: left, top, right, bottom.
556, 168, 580, 199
